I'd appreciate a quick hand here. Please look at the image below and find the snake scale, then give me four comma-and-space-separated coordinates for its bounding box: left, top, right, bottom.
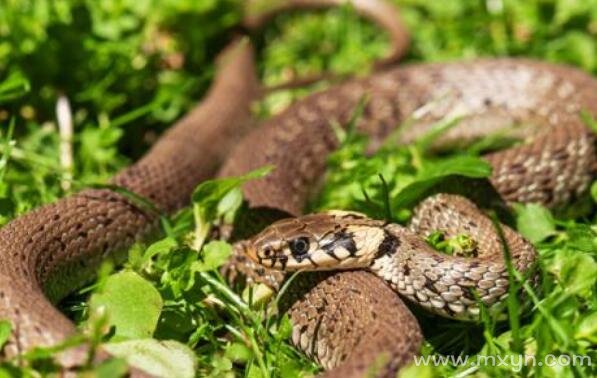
1, 1, 596, 377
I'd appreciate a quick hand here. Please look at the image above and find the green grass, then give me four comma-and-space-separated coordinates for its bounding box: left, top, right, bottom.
0, 0, 596, 377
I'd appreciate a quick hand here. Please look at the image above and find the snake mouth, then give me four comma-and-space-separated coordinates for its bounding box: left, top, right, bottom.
254, 252, 323, 271
257, 255, 290, 270
243, 244, 292, 270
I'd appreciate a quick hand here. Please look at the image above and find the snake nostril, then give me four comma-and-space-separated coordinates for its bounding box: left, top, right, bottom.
263, 247, 272, 257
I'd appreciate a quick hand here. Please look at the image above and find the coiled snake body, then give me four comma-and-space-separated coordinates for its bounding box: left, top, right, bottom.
1, 1, 596, 377
221, 59, 597, 375
243, 197, 536, 321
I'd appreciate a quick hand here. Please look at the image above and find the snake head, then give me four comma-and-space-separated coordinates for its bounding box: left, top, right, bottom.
245, 211, 386, 271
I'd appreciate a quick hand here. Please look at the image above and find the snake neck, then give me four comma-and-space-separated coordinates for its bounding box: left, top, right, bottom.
369, 224, 515, 321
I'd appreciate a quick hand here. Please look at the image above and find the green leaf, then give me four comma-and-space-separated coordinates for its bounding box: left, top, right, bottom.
191, 166, 273, 220
514, 203, 557, 243
211, 355, 233, 375
89, 271, 163, 339
142, 237, 178, 265
558, 253, 597, 297
225, 342, 252, 363
575, 312, 597, 343
0, 321, 11, 350
274, 314, 293, 341
591, 181, 597, 203
555, 0, 593, 26
419, 155, 492, 180
94, 358, 129, 378
398, 363, 435, 378
246, 363, 262, 378
191, 241, 233, 272
394, 156, 491, 209
104, 339, 196, 378
191, 166, 273, 250
0, 72, 30, 103
0, 368, 14, 378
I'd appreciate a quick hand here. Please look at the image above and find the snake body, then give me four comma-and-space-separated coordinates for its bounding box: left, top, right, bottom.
0, 40, 260, 366
0, 2, 596, 377
243, 198, 536, 321
221, 59, 597, 375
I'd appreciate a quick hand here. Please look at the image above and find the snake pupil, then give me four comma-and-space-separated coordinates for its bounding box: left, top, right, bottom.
289, 237, 310, 256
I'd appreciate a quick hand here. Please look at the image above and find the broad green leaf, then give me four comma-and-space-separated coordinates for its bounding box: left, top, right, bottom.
89, 271, 162, 339
546, 32, 595, 71
142, 237, 178, 265
575, 312, 597, 343
191, 241, 233, 272
211, 355, 233, 375
217, 187, 244, 224
191, 166, 272, 250
0, 72, 30, 103
514, 203, 557, 243
591, 181, 597, 203
104, 339, 196, 378
555, 0, 593, 26
394, 156, 491, 209
565, 224, 597, 252
419, 155, 492, 179
558, 253, 597, 297
94, 358, 128, 378
225, 342, 252, 363
0, 321, 11, 350
191, 166, 272, 220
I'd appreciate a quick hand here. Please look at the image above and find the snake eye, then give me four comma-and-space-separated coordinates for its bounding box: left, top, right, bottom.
289, 237, 310, 256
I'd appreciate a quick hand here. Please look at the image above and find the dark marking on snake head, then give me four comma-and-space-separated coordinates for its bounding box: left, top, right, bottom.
375, 231, 400, 259
334, 231, 357, 256
321, 231, 357, 257
325, 249, 342, 261
278, 254, 288, 270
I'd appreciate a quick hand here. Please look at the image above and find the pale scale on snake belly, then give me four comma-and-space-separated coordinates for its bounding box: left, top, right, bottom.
0, 1, 596, 377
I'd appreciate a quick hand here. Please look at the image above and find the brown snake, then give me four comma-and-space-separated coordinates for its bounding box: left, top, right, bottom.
1, 1, 596, 377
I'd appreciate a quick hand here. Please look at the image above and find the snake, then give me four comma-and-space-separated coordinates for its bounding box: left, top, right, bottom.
241, 198, 536, 321
1, 1, 596, 377
220, 57, 597, 376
